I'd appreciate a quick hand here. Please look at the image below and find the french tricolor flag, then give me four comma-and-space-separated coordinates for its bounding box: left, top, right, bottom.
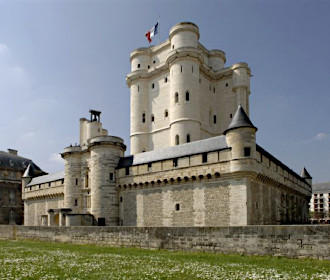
145, 22, 159, 43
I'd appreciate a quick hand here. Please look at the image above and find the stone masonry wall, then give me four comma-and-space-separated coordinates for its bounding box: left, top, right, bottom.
0, 225, 329, 260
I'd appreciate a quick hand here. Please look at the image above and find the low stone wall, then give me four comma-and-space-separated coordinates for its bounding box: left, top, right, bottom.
0, 225, 329, 259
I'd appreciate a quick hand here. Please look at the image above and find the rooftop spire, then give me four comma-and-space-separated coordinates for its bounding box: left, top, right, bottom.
301, 167, 312, 179
224, 105, 257, 134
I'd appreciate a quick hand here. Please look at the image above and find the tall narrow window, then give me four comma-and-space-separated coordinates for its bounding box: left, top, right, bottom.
164, 110, 168, 118
74, 199, 78, 206
180, 65, 183, 73
175, 135, 179, 145
137, 64, 140, 68
213, 115, 217, 124
142, 113, 146, 123
175, 92, 179, 103
185, 91, 190, 101
85, 174, 89, 188
75, 178, 78, 185
137, 85, 139, 92
164, 77, 168, 83
213, 87, 215, 93
230, 113, 233, 119
152, 83, 154, 89
151, 114, 155, 122
186, 134, 191, 143
173, 158, 178, 167
125, 167, 130, 176
109, 173, 113, 181
192, 65, 194, 73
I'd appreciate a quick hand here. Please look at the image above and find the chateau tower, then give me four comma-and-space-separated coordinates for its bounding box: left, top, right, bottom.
127, 22, 251, 155
61, 110, 126, 226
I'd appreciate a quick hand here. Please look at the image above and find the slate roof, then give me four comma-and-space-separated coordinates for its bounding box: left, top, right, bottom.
0, 150, 45, 174
22, 163, 47, 178
27, 170, 64, 187
312, 182, 330, 193
118, 135, 228, 168
224, 105, 257, 134
301, 167, 312, 179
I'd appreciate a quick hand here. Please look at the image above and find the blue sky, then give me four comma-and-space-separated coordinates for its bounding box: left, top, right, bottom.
0, 0, 329, 183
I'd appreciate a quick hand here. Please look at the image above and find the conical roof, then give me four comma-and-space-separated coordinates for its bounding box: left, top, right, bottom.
22, 162, 47, 178
224, 105, 257, 134
301, 167, 312, 179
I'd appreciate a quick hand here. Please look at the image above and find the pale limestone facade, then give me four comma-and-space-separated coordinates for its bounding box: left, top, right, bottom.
127, 22, 250, 155
22, 22, 312, 227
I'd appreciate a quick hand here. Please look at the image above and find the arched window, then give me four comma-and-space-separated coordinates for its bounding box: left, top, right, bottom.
175, 92, 179, 103
151, 114, 155, 122
142, 113, 146, 123
164, 110, 168, 118
185, 91, 190, 101
175, 135, 179, 145
186, 134, 191, 143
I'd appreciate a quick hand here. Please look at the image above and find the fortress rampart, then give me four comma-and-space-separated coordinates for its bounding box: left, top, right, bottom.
0, 225, 329, 260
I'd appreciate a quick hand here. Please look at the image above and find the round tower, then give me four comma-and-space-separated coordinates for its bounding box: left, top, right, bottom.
209, 50, 226, 71
168, 22, 202, 146
61, 146, 82, 211
232, 63, 251, 115
89, 136, 126, 226
224, 105, 257, 171
128, 48, 151, 154
169, 22, 200, 50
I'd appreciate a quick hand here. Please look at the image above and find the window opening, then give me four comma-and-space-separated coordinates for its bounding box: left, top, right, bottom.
142, 113, 146, 123
175, 203, 180, 211
175, 92, 179, 103
185, 91, 190, 101
202, 153, 208, 163
125, 167, 130, 176
164, 110, 168, 118
173, 158, 178, 167
213, 115, 217, 124
186, 134, 191, 143
175, 135, 179, 145
244, 147, 251, 157
151, 114, 154, 122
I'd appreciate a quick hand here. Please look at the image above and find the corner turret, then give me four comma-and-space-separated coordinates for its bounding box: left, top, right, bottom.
301, 167, 312, 186
225, 105, 257, 165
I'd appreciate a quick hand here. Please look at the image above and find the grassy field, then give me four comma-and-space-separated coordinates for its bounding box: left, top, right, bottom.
0, 240, 329, 280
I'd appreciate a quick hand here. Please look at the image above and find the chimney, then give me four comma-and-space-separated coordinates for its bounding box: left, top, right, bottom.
8, 149, 18, 156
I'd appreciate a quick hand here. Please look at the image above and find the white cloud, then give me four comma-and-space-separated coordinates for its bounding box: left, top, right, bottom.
49, 153, 63, 164
314, 132, 328, 141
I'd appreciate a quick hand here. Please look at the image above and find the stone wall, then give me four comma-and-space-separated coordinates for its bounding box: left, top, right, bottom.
0, 225, 329, 260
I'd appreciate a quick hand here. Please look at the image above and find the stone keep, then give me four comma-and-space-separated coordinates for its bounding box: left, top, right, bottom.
127, 22, 250, 155
22, 22, 312, 227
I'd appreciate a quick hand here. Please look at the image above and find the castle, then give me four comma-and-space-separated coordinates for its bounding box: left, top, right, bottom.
22, 22, 312, 227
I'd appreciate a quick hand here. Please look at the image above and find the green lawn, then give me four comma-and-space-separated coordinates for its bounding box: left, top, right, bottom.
0, 240, 329, 280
